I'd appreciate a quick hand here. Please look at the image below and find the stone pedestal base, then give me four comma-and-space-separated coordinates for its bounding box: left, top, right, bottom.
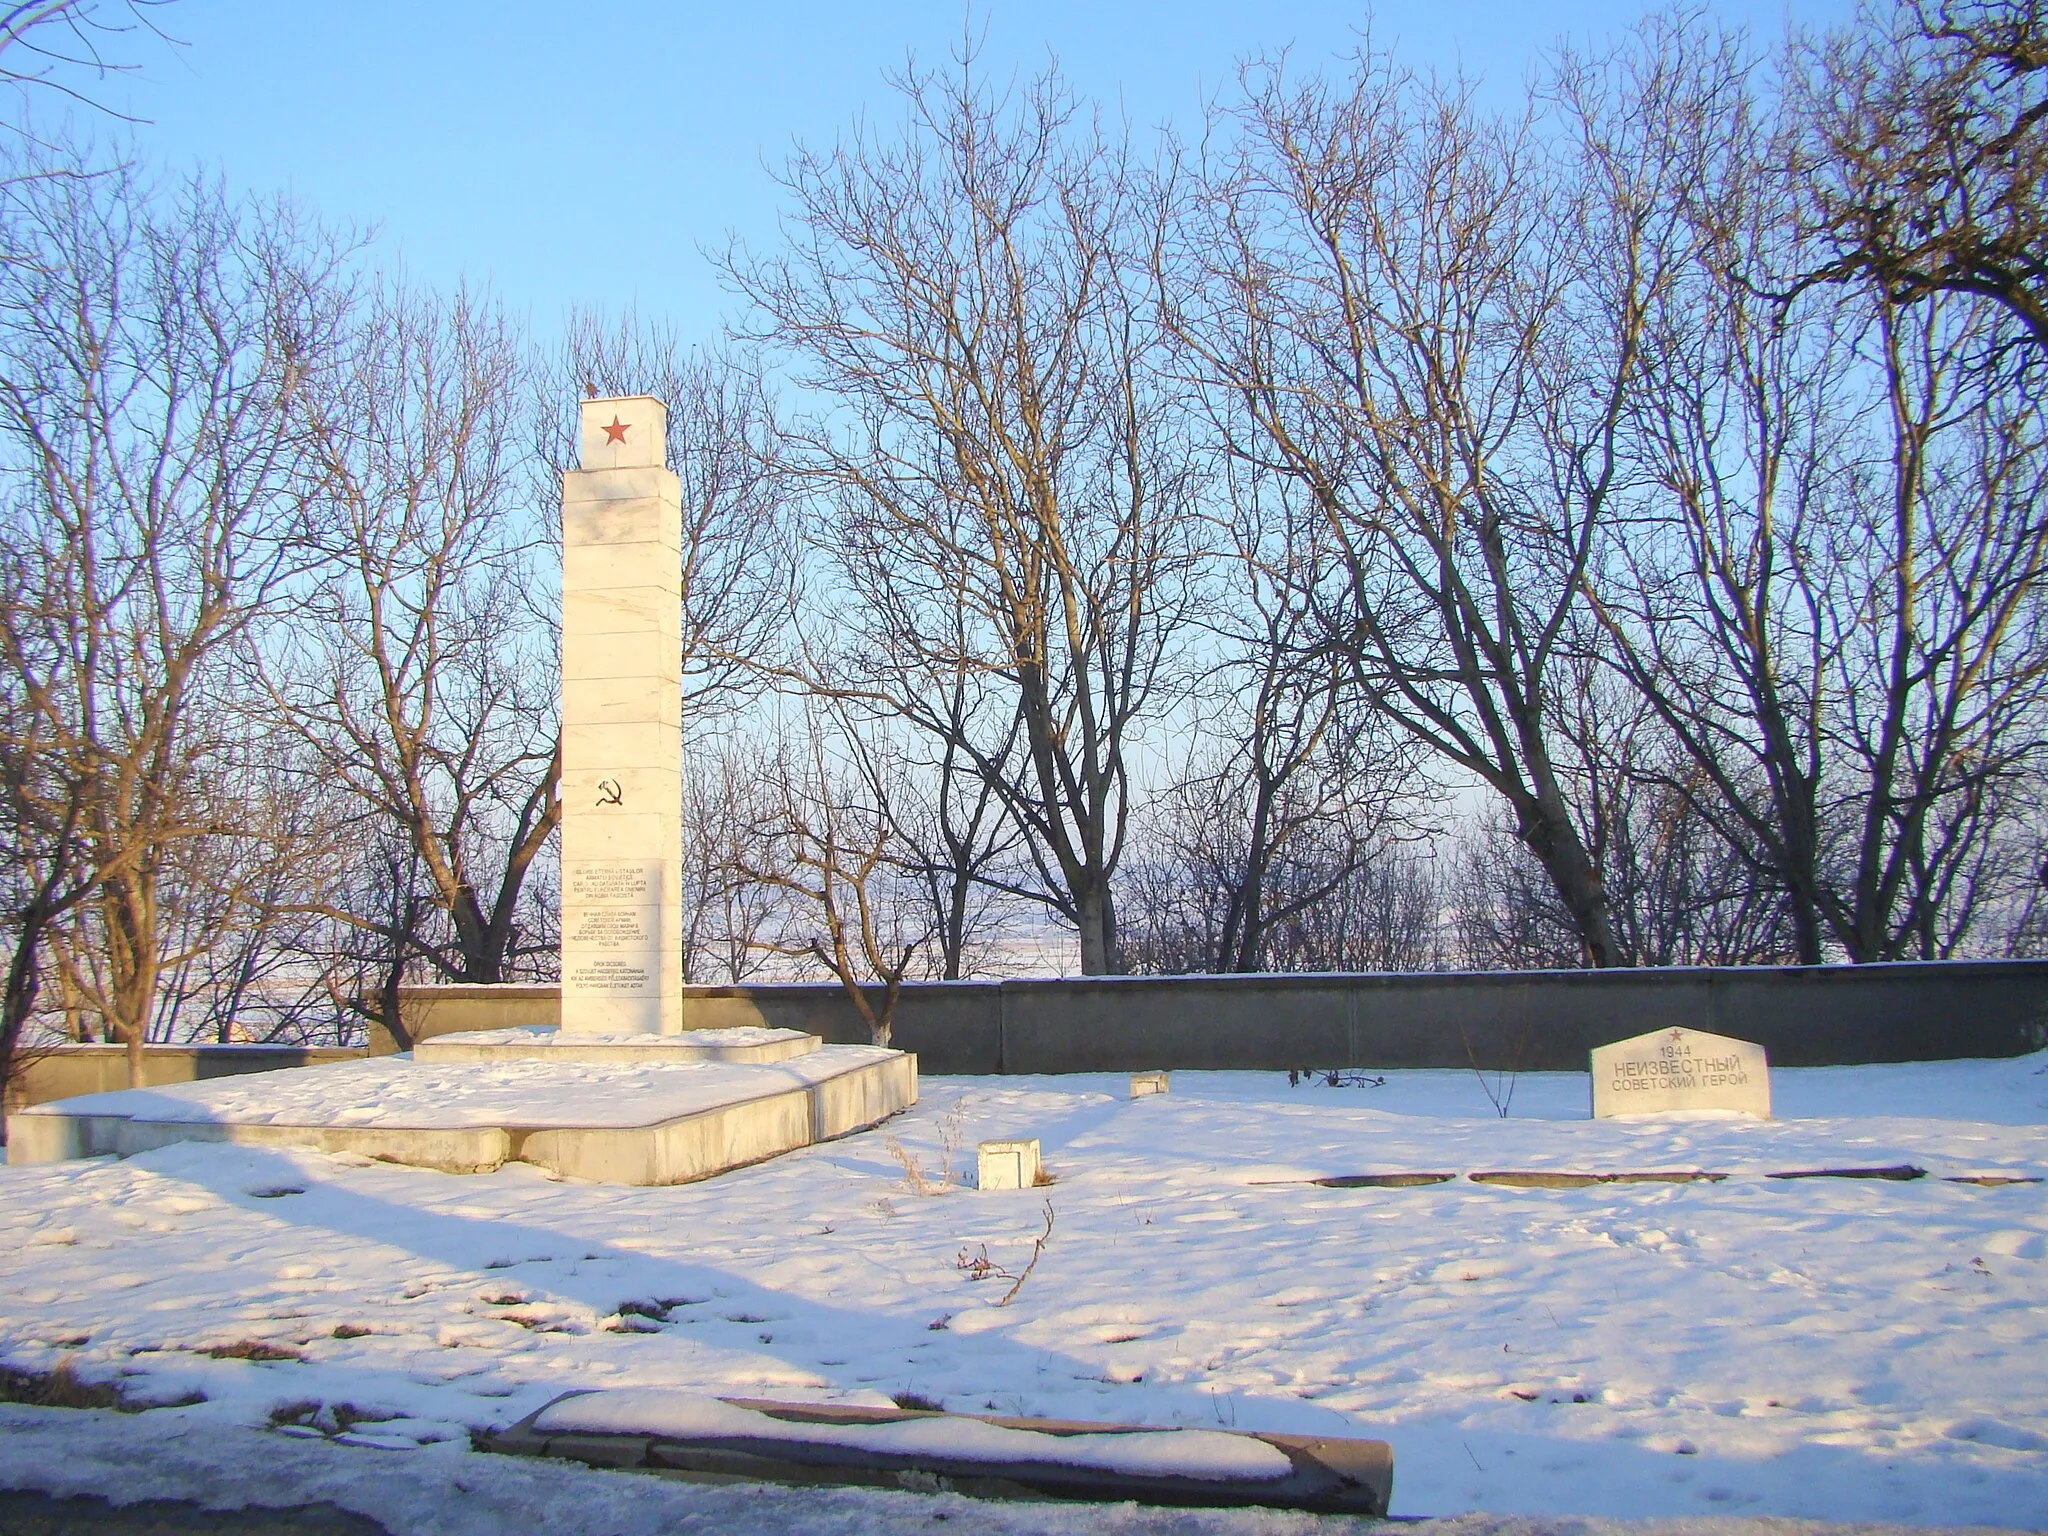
9, 1034, 918, 1187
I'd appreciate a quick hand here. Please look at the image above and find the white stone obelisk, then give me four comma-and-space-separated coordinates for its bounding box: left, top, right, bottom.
559, 396, 683, 1035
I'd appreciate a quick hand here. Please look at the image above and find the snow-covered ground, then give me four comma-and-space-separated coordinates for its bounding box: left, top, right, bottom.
0, 1402, 2022, 1536
2, 1056, 2045, 1528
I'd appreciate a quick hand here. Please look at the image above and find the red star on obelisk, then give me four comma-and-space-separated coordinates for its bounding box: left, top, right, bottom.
602, 416, 630, 444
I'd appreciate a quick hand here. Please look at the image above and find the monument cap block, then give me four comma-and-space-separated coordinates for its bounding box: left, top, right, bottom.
1591, 1026, 1770, 1119
578, 395, 669, 472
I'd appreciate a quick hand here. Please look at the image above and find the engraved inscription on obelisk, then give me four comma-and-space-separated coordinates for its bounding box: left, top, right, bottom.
559, 396, 682, 1034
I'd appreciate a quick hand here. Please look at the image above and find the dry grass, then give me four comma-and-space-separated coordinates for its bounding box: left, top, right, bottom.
202, 1340, 305, 1362
883, 1096, 971, 1196
883, 1133, 942, 1195
0, 1360, 128, 1411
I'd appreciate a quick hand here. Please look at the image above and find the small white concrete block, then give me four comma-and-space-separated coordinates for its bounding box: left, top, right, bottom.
1130, 1071, 1170, 1098
978, 1138, 1042, 1191
1590, 1026, 1771, 1119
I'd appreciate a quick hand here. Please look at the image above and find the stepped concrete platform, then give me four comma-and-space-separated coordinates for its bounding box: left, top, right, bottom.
414, 1024, 818, 1065
6, 1033, 916, 1186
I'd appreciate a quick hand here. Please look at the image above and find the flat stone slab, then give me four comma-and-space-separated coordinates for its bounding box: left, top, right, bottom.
483, 1390, 1393, 1515
6, 1047, 916, 1186
416, 1025, 819, 1065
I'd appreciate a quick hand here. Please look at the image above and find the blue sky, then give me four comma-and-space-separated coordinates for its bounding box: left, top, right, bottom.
94, 0, 1854, 347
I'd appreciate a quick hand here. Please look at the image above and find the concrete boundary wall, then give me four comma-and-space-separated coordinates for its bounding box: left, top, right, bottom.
5, 1046, 365, 1116
11, 961, 2036, 1121
385, 961, 2048, 1075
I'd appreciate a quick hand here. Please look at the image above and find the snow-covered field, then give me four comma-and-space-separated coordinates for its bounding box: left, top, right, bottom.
2, 1056, 2045, 1529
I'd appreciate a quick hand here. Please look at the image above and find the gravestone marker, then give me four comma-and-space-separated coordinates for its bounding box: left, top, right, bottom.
1590, 1026, 1770, 1119
978, 1138, 1043, 1191
560, 396, 683, 1035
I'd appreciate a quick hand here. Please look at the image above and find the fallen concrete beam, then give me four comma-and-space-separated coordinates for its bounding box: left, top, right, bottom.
482, 1391, 1393, 1516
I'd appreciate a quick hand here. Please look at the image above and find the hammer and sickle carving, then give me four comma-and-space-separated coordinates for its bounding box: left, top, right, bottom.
595, 778, 624, 807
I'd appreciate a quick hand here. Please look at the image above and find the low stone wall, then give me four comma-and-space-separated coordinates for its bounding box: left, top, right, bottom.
387, 960, 2048, 1074
5, 960, 2041, 1128
6, 1045, 366, 1114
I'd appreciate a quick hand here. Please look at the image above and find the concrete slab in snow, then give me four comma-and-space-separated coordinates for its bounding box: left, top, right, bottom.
484, 1390, 1393, 1514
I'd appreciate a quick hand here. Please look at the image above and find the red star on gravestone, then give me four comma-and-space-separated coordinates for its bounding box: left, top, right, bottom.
602, 416, 630, 444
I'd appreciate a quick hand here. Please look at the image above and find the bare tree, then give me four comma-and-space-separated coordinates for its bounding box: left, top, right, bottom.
272, 282, 557, 1047
1165, 35, 1700, 967
1820, 297, 2048, 958
300, 826, 445, 1049
728, 54, 1204, 975
1269, 843, 1446, 973
0, 585, 91, 1088
1995, 777, 2048, 954
0, 161, 350, 1085
876, 685, 1027, 980
0, 1, 176, 131
1122, 770, 1438, 975
1160, 456, 1422, 973
738, 707, 932, 1046
1792, 0, 2048, 350
1551, 662, 1805, 966
1445, 811, 1587, 971
1586, 19, 2048, 963
677, 735, 784, 984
